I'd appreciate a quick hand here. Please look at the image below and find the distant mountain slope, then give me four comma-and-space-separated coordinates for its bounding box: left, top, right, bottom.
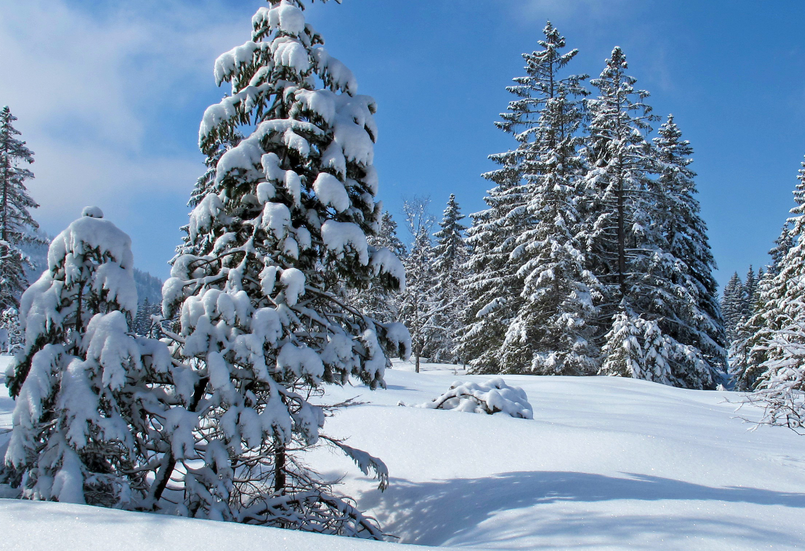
18, 232, 49, 285
132, 268, 163, 305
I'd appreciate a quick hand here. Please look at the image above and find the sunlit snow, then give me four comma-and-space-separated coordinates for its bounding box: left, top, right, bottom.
1, 357, 804, 550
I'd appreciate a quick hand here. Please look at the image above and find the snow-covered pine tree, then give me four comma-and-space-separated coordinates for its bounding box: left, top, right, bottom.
0, 106, 45, 311
4, 207, 173, 507
748, 155, 805, 426
731, 272, 772, 391
721, 272, 744, 344
498, 22, 599, 375
398, 198, 439, 373
582, 47, 657, 323
161, 0, 406, 535
634, 114, 726, 388
741, 265, 758, 319
734, 226, 798, 390
429, 194, 469, 364
724, 267, 760, 385
459, 22, 587, 373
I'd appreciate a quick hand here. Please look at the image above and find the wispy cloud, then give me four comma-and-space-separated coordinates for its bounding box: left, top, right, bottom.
0, 0, 249, 272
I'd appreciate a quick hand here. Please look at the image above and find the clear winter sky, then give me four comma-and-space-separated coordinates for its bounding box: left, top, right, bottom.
1, 0, 804, 291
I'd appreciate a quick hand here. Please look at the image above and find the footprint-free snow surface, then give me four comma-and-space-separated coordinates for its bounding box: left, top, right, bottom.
1, 358, 803, 550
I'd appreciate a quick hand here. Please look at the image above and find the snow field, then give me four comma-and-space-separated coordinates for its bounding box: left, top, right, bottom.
314, 361, 805, 550
2, 357, 804, 550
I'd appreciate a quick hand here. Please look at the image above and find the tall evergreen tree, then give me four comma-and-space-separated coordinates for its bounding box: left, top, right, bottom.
726, 266, 756, 386
500, 23, 598, 375
735, 232, 797, 390
749, 155, 805, 425
459, 22, 590, 373
737, 155, 805, 394
637, 114, 726, 387
722, 272, 744, 344
0, 106, 43, 311
161, 0, 405, 534
429, 194, 469, 363
582, 47, 656, 318
584, 55, 724, 388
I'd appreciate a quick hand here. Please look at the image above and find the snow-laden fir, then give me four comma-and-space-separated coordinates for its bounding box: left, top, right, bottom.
0, 106, 46, 314
457, 25, 727, 388
159, 0, 409, 534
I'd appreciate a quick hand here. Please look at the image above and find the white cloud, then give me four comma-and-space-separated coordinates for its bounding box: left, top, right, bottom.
26, 136, 200, 229
0, 0, 254, 273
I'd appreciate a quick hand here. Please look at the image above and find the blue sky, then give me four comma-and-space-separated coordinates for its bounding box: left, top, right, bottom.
1, 0, 804, 290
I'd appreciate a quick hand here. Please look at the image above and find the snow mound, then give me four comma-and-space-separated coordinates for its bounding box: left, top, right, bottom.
422, 378, 533, 419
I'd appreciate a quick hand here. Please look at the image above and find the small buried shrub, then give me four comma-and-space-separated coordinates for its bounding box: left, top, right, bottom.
423, 378, 533, 419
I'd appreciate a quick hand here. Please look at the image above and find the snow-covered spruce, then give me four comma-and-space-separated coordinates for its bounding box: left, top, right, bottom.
0, 106, 46, 312
643, 115, 727, 385
721, 271, 745, 345
741, 154, 805, 425
727, 266, 759, 388
429, 194, 469, 364
584, 51, 725, 389
161, 0, 408, 537
459, 22, 597, 375
422, 378, 533, 419
3, 208, 173, 508
500, 23, 598, 376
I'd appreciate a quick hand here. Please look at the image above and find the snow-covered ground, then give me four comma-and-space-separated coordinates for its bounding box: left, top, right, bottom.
1, 356, 804, 550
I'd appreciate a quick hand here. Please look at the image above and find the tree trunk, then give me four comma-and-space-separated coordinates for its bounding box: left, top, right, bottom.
274, 443, 286, 493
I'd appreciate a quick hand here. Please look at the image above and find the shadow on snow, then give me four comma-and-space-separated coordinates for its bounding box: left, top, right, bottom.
358, 471, 805, 548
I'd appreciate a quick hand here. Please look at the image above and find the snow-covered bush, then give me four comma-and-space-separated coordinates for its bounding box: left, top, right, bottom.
423, 378, 533, 419
3, 208, 173, 507
158, 0, 408, 537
